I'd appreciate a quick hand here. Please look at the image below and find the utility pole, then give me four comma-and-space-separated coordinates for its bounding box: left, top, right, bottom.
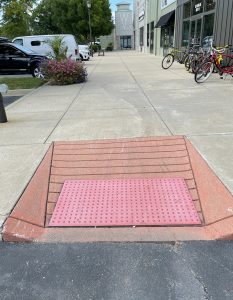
87, 0, 93, 57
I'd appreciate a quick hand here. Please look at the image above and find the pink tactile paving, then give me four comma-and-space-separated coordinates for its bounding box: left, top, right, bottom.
49, 178, 201, 227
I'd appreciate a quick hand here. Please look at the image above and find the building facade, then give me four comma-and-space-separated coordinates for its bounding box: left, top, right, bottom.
134, 0, 177, 55
115, 2, 134, 50
134, 0, 148, 52
134, 0, 233, 55
175, 0, 233, 48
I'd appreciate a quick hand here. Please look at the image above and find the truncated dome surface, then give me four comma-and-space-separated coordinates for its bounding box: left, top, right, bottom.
49, 178, 201, 227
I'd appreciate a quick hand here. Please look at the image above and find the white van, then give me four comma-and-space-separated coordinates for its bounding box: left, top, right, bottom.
12, 34, 80, 61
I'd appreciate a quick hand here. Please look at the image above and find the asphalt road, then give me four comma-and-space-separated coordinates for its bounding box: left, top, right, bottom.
0, 241, 233, 300
3, 95, 21, 107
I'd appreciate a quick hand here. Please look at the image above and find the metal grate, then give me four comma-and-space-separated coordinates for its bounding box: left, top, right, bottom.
49, 178, 201, 227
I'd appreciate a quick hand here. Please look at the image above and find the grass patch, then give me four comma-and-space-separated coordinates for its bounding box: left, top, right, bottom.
0, 77, 45, 90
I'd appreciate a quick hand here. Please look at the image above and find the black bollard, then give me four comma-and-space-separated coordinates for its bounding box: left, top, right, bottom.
0, 93, 7, 123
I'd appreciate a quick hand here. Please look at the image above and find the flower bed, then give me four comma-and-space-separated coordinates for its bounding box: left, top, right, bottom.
42, 59, 87, 85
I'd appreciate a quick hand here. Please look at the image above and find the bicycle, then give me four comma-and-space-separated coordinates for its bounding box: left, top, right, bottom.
161, 47, 188, 69
184, 45, 207, 73
194, 44, 233, 83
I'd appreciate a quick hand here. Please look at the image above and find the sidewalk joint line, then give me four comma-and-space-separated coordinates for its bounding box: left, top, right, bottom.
119, 56, 174, 136
43, 58, 102, 144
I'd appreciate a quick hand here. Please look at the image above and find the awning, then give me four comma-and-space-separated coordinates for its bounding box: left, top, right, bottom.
154, 10, 175, 28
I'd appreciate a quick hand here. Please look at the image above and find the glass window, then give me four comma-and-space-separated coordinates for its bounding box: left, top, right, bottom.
147, 24, 149, 47
196, 18, 202, 39
1, 46, 21, 56
161, 27, 168, 47
203, 13, 215, 38
182, 21, 190, 46
190, 20, 195, 39
120, 36, 131, 48
140, 27, 144, 45
161, 26, 174, 48
13, 39, 23, 46
192, 0, 203, 15
13, 44, 35, 54
0, 46, 8, 56
205, 0, 216, 11
150, 22, 154, 52
184, 1, 191, 19
31, 41, 41, 46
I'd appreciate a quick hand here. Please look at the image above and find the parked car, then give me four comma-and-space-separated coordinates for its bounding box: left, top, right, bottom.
0, 37, 10, 43
79, 44, 90, 61
0, 41, 47, 77
12, 34, 80, 61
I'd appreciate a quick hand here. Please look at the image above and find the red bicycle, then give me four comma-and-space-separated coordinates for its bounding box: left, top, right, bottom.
194, 45, 233, 83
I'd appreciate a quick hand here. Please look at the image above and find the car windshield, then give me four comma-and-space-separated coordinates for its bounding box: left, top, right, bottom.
13, 44, 35, 54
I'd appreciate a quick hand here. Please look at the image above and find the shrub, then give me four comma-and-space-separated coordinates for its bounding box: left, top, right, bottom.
42, 59, 87, 85
106, 42, 113, 51
90, 44, 98, 52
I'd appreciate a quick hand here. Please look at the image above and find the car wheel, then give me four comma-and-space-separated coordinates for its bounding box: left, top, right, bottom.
31, 65, 44, 79
80, 54, 84, 61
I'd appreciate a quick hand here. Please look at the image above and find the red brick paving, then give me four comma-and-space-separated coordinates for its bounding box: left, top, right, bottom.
3, 136, 233, 242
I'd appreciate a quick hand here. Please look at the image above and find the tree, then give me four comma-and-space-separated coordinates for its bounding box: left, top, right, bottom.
32, 0, 114, 42
0, 0, 36, 39
31, 0, 61, 35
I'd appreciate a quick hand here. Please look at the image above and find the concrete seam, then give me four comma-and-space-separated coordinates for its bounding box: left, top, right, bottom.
119, 55, 174, 136
43, 58, 102, 144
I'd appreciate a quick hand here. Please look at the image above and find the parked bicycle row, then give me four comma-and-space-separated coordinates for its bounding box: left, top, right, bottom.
161, 40, 233, 84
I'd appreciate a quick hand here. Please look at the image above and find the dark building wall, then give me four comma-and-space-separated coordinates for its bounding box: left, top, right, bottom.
175, 0, 233, 48
174, 1, 184, 48
214, 0, 233, 47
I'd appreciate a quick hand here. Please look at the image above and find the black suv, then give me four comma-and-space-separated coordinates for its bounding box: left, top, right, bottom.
0, 38, 47, 78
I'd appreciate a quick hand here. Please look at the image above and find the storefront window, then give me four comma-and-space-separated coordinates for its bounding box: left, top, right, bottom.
184, 1, 191, 19
203, 13, 214, 38
190, 21, 195, 39
147, 24, 149, 47
140, 27, 144, 45
205, 0, 216, 11
192, 0, 203, 15
196, 18, 202, 40
161, 26, 174, 47
182, 21, 190, 46
150, 22, 154, 52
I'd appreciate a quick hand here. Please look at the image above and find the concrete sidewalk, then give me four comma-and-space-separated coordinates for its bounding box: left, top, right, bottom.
0, 51, 233, 240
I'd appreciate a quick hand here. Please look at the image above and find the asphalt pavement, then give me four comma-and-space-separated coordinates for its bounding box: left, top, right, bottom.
3, 95, 21, 107
1, 241, 233, 300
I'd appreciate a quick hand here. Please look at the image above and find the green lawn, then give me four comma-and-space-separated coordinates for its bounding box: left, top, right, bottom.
0, 77, 45, 90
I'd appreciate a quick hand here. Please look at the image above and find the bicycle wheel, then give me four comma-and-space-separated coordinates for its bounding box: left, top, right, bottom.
162, 54, 174, 69
195, 61, 214, 83
184, 56, 191, 71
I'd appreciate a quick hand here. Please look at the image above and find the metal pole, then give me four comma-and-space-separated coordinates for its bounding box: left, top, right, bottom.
88, 8, 93, 57
0, 93, 7, 123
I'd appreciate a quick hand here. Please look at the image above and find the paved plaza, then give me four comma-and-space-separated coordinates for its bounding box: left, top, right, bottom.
0, 51, 233, 240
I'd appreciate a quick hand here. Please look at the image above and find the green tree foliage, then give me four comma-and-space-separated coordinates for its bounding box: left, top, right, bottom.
32, 0, 114, 41
31, 0, 60, 35
0, 0, 35, 39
